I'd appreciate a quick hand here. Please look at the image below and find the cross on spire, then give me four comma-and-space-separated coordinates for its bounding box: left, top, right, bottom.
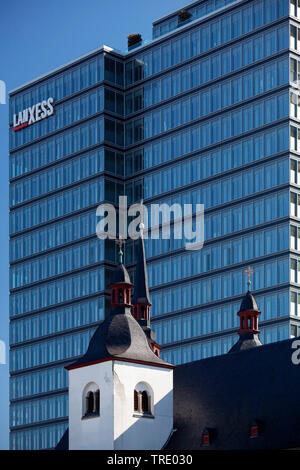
116, 237, 126, 264
244, 266, 254, 290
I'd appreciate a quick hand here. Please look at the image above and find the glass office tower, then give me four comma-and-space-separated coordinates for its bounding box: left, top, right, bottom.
8, 0, 300, 449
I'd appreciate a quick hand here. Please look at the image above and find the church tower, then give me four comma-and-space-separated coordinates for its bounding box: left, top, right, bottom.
66, 242, 174, 450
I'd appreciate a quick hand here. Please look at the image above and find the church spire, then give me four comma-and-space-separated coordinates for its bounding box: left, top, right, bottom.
132, 226, 151, 326
132, 225, 161, 356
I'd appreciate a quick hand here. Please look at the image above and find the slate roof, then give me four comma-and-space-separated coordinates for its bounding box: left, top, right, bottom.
239, 291, 260, 312
66, 304, 172, 370
110, 262, 132, 285
67, 254, 173, 370
165, 336, 300, 450
228, 332, 262, 353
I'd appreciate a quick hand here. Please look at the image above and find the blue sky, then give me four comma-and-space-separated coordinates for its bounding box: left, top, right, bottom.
0, 0, 186, 450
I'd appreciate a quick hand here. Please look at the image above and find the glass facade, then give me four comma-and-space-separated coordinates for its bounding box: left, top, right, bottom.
8, 0, 300, 449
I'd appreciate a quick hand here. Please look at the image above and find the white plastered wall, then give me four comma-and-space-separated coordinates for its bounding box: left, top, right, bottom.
113, 361, 173, 450
68, 360, 114, 450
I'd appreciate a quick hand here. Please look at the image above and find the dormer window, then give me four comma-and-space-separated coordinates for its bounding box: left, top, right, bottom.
133, 382, 154, 418
250, 422, 259, 438
201, 428, 210, 446
82, 382, 100, 419
152, 344, 160, 357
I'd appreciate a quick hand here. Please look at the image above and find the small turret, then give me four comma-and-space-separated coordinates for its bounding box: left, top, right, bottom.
228, 266, 262, 354
110, 239, 133, 310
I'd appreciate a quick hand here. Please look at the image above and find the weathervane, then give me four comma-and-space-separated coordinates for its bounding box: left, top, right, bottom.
116, 237, 126, 264
244, 266, 254, 290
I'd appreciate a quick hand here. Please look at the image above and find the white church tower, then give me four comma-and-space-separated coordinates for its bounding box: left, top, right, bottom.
64, 240, 174, 450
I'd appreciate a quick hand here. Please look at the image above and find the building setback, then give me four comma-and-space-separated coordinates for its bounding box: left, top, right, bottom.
8, 0, 300, 449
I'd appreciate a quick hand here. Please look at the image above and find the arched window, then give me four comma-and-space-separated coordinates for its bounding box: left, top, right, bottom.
141, 391, 149, 413
94, 389, 100, 414
86, 391, 94, 414
82, 382, 100, 418
133, 382, 153, 417
134, 389, 139, 412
